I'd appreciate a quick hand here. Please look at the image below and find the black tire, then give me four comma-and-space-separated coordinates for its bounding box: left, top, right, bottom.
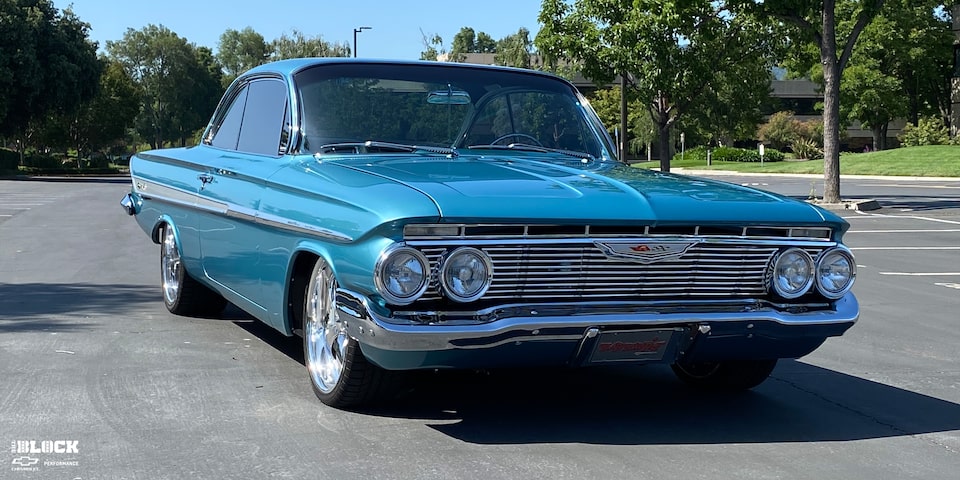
302, 258, 394, 408
160, 224, 227, 317
671, 359, 778, 391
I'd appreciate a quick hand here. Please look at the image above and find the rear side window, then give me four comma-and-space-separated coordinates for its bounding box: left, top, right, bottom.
208, 86, 248, 150
237, 79, 288, 156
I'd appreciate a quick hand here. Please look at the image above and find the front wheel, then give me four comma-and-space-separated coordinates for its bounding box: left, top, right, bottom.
671, 359, 777, 391
303, 258, 393, 408
160, 224, 227, 317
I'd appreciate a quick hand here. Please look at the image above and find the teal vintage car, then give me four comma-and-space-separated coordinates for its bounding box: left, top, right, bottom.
121, 59, 858, 408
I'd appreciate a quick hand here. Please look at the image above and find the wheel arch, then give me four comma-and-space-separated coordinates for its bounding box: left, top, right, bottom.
150, 214, 177, 244
284, 244, 338, 337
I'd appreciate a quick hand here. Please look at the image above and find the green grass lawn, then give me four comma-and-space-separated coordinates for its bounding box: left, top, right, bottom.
636, 145, 960, 177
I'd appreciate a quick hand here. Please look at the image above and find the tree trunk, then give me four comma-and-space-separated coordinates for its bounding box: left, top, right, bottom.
620, 74, 628, 162
821, 0, 842, 204
658, 123, 671, 172
871, 125, 882, 152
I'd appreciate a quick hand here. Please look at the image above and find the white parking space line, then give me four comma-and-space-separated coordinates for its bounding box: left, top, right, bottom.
935, 282, 960, 289
879, 272, 960, 276
865, 184, 960, 189
845, 211, 960, 225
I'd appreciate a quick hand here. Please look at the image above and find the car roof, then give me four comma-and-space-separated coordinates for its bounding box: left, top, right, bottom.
243, 58, 567, 82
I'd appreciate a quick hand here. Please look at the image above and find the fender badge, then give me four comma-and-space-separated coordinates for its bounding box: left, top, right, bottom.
594, 240, 699, 264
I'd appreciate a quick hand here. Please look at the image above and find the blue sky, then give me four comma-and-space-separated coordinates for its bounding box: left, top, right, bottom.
54, 0, 544, 60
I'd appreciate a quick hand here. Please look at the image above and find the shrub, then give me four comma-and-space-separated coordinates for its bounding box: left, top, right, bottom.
790, 137, 823, 160
898, 117, 951, 146
0, 148, 19, 173
674, 146, 783, 163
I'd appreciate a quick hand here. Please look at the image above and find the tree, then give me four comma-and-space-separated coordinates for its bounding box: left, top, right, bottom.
734, 0, 886, 203
59, 59, 141, 164
537, 0, 780, 171
588, 86, 656, 159
855, 0, 951, 126
108, 25, 223, 149
0, 0, 101, 163
688, 63, 774, 147
841, 62, 904, 150
419, 29, 446, 61
270, 29, 350, 60
494, 28, 534, 68
217, 27, 269, 87
448, 27, 497, 62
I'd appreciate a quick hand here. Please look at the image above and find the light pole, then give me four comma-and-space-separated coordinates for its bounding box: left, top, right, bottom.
353, 26, 372, 57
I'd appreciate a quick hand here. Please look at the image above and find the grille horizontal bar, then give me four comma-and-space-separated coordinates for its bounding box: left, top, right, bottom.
417, 241, 828, 303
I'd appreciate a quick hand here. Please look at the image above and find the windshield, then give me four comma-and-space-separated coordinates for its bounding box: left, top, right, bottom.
293, 63, 616, 161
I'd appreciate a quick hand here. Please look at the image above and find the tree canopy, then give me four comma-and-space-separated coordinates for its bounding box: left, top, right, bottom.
217, 27, 270, 87
0, 0, 101, 160
107, 25, 222, 149
537, 0, 781, 170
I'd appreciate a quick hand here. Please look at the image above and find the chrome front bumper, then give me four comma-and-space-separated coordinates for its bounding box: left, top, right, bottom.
336, 290, 860, 370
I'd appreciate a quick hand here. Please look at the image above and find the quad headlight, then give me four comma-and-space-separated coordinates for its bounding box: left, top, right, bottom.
771, 248, 815, 299
440, 247, 493, 302
375, 246, 430, 305
815, 247, 856, 299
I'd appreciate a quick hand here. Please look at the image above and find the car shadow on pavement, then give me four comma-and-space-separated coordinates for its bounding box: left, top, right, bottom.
0, 283, 157, 330
859, 196, 960, 212
219, 308, 960, 446
357, 361, 960, 446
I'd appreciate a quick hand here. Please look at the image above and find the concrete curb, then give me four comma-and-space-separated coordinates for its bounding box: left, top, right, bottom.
670, 168, 960, 182
808, 199, 882, 212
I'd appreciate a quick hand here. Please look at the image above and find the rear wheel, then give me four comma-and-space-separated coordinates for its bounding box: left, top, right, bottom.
160, 224, 227, 317
303, 258, 393, 408
671, 359, 777, 390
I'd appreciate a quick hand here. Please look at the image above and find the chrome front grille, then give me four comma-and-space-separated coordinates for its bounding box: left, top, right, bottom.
415, 241, 830, 302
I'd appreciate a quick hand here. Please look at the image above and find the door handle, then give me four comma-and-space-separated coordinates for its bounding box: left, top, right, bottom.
197, 174, 214, 185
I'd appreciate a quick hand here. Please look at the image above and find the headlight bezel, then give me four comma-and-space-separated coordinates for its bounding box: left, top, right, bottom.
770, 247, 816, 299
374, 245, 430, 305
439, 247, 494, 303
815, 246, 856, 299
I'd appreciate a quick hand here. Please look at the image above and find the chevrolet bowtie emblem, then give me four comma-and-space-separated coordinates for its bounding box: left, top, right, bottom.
595, 240, 699, 263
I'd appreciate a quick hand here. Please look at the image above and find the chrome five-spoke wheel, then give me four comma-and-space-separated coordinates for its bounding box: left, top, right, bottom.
303, 258, 393, 407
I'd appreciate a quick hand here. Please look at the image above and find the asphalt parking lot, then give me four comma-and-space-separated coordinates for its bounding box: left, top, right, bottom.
1, 174, 958, 479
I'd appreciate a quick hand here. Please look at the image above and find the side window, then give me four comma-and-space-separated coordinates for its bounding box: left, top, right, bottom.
237, 79, 289, 156
207, 86, 248, 150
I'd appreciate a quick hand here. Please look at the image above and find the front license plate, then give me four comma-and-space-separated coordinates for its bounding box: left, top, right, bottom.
588, 329, 678, 364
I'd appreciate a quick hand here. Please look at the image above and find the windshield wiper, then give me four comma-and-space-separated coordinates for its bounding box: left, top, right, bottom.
466, 143, 597, 162
317, 140, 457, 156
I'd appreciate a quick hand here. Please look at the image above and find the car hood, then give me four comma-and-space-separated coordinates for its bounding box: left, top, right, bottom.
335, 155, 835, 226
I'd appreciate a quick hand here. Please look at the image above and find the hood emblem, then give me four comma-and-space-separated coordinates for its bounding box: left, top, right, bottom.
595, 240, 699, 264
